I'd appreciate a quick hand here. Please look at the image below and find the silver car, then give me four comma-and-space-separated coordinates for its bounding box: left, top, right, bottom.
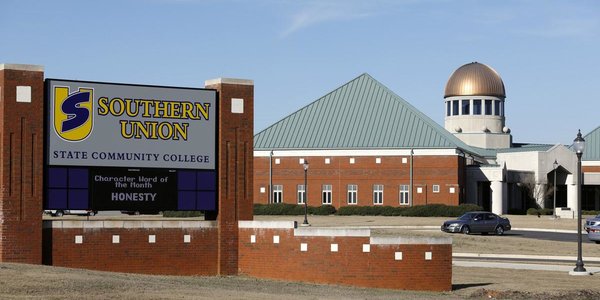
584, 214, 600, 244
441, 211, 511, 235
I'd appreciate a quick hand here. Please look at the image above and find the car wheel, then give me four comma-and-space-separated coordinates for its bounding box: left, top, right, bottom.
595, 241, 600, 244
55, 210, 64, 217
461, 226, 470, 235
134, 211, 140, 215
495, 226, 504, 236
88, 211, 96, 216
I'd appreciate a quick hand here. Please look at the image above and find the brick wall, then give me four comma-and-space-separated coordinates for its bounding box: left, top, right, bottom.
583, 166, 600, 173
42, 219, 452, 292
238, 221, 452, 292
254, 154, 463, 208
43, 220, 218, 275
0, 64, 44, 263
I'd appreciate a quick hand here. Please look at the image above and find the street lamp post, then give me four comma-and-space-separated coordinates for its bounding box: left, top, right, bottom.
570, 129, 589, 275
553, 159, 558, 219
302, 160, 309, 226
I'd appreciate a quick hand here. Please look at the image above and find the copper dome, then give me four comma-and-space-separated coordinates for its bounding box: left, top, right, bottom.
444, 62, 505, 98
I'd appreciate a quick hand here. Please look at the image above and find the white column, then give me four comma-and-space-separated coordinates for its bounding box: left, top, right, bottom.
567, 183, 578, 212
491, 181, 505, 215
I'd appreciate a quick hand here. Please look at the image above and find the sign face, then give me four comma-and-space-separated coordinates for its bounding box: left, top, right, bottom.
46, 79, 217, 170
90, 168, 177, 212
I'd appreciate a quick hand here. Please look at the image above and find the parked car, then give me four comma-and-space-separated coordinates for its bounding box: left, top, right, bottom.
44, 210, 97, 217
441, 211, 511, 235
584, 214, 600, 244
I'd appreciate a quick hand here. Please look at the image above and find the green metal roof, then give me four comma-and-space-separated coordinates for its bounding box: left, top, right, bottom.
254, 73, 477, 152
582, 126, 600, 161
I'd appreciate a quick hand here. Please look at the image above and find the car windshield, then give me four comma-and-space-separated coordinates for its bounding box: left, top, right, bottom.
458, 213, 475, 220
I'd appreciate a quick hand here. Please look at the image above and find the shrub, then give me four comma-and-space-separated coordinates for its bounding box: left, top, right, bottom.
583, 210, 600, 216
253, 203, 336, 215
507, 208, 527, 215
162, 211, 203, 218
310, 205, 337, 215
336, 206, 362, 216
399, 204, 482, 217
526, 208, 539, 215
335, 204, 481, 217
526, 208, 554, 216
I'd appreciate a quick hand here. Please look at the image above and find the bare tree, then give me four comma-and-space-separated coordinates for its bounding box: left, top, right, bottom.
520, 176, 555, 208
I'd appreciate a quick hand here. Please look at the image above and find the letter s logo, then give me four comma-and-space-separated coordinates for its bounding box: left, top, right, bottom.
53, 86, 94, 142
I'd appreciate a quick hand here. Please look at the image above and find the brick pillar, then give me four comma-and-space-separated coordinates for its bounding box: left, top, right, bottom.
204, 78, 254, 275
0, 64, 44, 263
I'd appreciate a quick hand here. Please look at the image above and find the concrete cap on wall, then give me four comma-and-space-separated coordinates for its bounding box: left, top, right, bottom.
239, 220, 296, 229
370, 236, 452, 245
0, 63, 44, 72
43, 220, 218, 229
294, 227, 371, 237
204, 78, 253, 87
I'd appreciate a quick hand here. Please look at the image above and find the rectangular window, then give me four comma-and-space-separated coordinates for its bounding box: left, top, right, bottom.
373, 184, 384, 205
485, 100, 492, 115
461, 99, 470, 115
273, 185, 283, 203
399, 185, 409, 205
473, 99, 482, 115
494, 100, 501, 116
446, 101, 451, 116
433, 185, 440, 193
452, 100, 459, 116
297, 184, 305, 204
322, 184, 332, 205
347, 184, 357, 205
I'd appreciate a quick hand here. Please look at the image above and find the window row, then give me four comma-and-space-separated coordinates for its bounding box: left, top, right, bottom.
269, 184, 453, 205
273, 157, 410, 165
446, 99, 504, 117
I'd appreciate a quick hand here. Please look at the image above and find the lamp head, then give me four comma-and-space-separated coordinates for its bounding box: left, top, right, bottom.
573, 129, 585, 155
303, 160, 309, 171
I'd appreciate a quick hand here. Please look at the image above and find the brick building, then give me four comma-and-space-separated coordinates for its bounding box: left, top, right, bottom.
254, 62, 600, 215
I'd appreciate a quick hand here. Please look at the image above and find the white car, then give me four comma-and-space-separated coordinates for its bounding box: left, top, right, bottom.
44, 210, 97, 217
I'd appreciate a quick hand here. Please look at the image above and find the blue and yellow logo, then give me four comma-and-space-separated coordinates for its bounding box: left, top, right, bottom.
53, 86, 94, 142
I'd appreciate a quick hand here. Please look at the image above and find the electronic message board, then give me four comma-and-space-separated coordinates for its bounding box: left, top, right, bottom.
44, 79, 217, 212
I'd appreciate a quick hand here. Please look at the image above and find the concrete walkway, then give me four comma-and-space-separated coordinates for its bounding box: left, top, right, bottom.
454, 260, 600, 273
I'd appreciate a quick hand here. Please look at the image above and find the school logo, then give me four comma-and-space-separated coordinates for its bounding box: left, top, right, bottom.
53, 86, 94, 142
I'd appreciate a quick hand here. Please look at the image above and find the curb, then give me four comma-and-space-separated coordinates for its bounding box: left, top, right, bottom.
453, 252, 600, 262
512, 227, 582, 234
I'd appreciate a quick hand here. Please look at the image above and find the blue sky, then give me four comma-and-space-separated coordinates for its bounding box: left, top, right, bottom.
2, 0, 599, 145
